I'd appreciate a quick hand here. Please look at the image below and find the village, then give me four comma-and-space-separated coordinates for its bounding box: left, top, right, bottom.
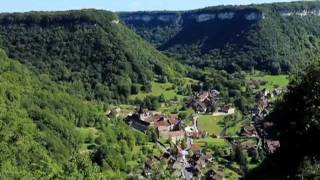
119, 85, 285, 180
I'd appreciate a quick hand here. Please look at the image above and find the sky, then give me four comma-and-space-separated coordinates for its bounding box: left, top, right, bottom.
0, 0, 296, 13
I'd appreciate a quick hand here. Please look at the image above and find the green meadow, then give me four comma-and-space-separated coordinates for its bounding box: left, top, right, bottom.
247, 72, 289, 90
197, 115, 225, 136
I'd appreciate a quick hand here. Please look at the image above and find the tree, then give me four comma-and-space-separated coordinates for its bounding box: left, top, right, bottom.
151, 97, 160, 110
131, 84, 140, 95
253, 61, 320, 178
159, 93, 166, 103
141, 83, 152, 93
146, 127, 158, 142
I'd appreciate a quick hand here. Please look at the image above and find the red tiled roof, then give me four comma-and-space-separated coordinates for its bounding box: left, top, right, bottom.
154, 116, 179, 128
198, 93, 210, 102
239, 141, 257, 149
241, 126, 257, 136
160, 130, 185, 138
191, 144, 201, 152
168, 117, 178, 125
154, 120, 170, 127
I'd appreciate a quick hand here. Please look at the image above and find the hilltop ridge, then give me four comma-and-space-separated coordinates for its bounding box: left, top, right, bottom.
0, 9, 181, 102
120, 1, 320, 74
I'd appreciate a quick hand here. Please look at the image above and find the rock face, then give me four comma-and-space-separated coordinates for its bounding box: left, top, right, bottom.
245, 12, 263, 21
121, 10, 263, 24
217, 12, 235, 20
157, 14, 180, 22
191, 13, 216, 22
279, 9, 320, 17
121, 13, 181, 24
123, 15, 154, 22
118, 2, 320, 74
187, 11, 263, 22
119, 9, 264, 50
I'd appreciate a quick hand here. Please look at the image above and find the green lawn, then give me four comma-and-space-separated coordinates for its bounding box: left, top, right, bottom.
130, 82, 184, 100
247, 73, 289, 90
182, 77, 198, 85
198, 115, 224, 136
195, 137, 229, 147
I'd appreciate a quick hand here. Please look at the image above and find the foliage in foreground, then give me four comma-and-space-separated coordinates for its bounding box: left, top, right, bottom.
247, 61, 320, 179
0, 49, 152, 179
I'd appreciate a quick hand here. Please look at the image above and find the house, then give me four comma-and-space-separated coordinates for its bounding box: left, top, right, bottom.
190, 131, 207, 139
159, 130, 185, 143
126, 109, 180, 134
187, 90, 219, 113
191, 144, 201, 154
185, 126, 198, 136
218, 105, 236, 114
154, 115, 180, 132
126, 113, 151, 132
273, 88, 283, 96
239, 141, 257, 151
240, 126, 258, 137
254, 97, 269, 118
265, 140, 280, 154
107, 107, 121, 117
185, 126, 207, 139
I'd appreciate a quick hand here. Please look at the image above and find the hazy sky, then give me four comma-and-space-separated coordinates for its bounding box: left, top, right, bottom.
0, 0, 296, 12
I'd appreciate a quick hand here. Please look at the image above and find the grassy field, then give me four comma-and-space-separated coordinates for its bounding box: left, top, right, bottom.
195, 137, 229, 147
247, 72, 289, 90
198, 115, 225, 136
182, 77, 198, 85
130, 82, 184, 100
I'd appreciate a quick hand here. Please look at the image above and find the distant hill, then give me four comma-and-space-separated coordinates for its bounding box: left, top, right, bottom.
0, 10, 180, 102
120, 1, 320, 74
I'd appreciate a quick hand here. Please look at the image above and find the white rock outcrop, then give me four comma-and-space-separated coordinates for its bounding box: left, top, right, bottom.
245, 12, 262, 21
157, 15, 179, 22
196, 14, 216, 22
280, 9, 320, 17
217, 12, 235, 20
124, 15, 153, 22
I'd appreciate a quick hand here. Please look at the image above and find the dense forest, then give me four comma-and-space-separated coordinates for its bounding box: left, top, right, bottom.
120, 1, 320, 74
247, 61, 320, 179
0, 10, 182, 103
0, 49, 158, 178
1, 1, 320, 179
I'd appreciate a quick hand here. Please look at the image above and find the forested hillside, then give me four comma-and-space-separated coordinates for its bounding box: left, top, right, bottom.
0, 10, 181, 103
0, 49, 156, 179
120, 1, 320, 74
246, 61, 320, 179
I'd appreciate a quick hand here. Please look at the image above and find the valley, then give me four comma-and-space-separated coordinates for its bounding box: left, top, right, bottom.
117, 70, 287, 179
0, 1, 320, 179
